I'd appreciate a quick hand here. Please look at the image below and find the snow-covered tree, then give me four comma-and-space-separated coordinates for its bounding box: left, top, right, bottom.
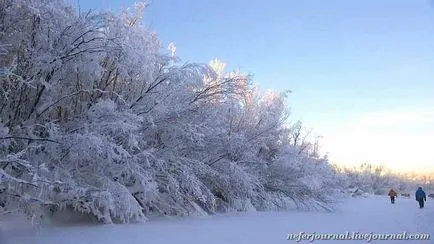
0, 0, 349, 225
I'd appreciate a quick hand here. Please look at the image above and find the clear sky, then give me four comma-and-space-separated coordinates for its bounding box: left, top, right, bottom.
77, 0, 434, 173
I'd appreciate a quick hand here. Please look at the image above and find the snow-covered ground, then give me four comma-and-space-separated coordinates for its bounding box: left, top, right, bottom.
2, 196, 433, 244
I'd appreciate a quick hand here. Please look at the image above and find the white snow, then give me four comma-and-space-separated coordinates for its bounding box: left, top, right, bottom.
2, 196, 433, 244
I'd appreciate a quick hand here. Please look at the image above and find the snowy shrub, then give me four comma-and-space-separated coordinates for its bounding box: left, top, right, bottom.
261, 147, 336, 211
0, 0, 353, 225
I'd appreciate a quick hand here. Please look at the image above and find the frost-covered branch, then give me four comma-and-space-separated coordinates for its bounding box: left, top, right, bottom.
0, 136, 60, 144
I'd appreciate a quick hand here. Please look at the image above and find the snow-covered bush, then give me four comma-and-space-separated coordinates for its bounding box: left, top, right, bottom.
333, 164, 428, 197
0, 0, 345, 225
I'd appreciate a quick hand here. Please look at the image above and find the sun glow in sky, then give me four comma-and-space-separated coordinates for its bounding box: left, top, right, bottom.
319, 107, 434, 173
79, 0, 434, 173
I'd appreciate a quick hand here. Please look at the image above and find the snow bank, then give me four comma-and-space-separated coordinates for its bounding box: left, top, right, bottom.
2, 196, 433, 244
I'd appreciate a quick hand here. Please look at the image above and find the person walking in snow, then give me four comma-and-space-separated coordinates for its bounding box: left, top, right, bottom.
415, 187, 426, 208
388, 189, 397, 204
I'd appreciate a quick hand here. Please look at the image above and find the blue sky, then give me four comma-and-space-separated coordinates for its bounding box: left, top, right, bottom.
77, 0, 434, 172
